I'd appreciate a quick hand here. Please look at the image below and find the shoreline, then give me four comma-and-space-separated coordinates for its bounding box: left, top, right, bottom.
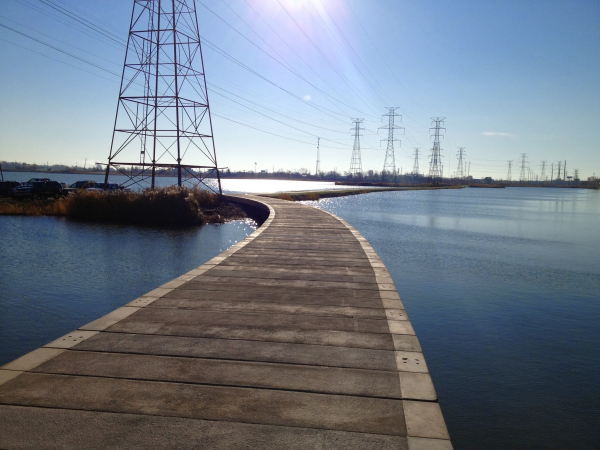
257, 185, 463, 201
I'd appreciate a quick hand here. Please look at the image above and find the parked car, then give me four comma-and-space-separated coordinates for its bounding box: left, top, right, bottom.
63, 180, 98, 195
12, 180, 63, 199
0, 181, 21, 197
88, 182, 120, 191
87, 182, 131, 192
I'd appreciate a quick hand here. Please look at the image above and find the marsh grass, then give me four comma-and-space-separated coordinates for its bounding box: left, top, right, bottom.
0, 187, 225, 227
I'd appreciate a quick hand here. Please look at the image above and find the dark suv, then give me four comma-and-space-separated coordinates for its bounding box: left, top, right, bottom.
0, 181, 21, 197
12, 180, 63, 199
63, 180, 98, 195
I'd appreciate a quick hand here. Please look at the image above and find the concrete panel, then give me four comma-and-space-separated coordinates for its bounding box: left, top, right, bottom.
0, 373, 408, 436
1, 348, 65, 372
79, 306, 141, 331
403, 400, 450, 440
151, 298, 387, 320
33, 351, 402, 399
395, 352, 429, 373
75, 333, 398, 371
400, 372, 437, 401
0, 370, 23, 386
111, 308, 391, 334
408, 437, 453, 450
392, 335, 422, 352
43, 330, 99, 349
0, 405, 408, 450
388, 321, 416, 336
108, 321, 396, 350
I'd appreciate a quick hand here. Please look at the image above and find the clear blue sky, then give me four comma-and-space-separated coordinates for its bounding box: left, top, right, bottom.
1, 0, 599, 179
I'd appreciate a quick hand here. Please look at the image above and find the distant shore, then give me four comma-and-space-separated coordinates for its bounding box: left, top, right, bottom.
258, 185, 464, 201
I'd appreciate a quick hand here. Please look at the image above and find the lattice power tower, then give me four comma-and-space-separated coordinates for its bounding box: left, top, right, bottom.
349, 119, 364, 178
428, 118, 445, 180
105, 0, 222, 193
379, 108, 404, 181
456, 147, 466, 179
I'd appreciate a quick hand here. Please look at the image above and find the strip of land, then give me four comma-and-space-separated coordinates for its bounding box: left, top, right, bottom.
259, 185, 463, 201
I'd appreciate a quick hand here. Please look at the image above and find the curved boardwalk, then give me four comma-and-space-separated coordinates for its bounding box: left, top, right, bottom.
0, 196, 451, 449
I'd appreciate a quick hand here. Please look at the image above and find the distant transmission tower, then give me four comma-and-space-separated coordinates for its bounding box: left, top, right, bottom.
519, 153, 528, 182
557, 161, 562, 181
315, 137, 321, 177
541, 161, 546, 181
379, 107, 404, 181
105, 0, 222, 193
456, 147, 466, 179
412, 148, 420, 176
507, 160, 513, 181
428, 118, 445, 180
349, 119, 364, 178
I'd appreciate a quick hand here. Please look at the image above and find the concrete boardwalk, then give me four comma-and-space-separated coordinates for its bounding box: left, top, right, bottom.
0, 196, 451, 449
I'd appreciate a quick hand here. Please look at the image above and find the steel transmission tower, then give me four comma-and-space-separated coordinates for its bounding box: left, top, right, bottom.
456, 147, 466, 179
428, 118, 445, 180
315, 137, 321, 177
379, 108, 404, 181
507, 160, 512, 181
349, 119, 364, 178
412, 148, 420, 176
519, 153, 528, 182
105, 0, 222, 193
541, 161, 547, 181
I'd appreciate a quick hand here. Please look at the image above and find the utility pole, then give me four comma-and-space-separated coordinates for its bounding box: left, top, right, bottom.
349, 119, 364, 179
541, 161, 547, 182
563, 160, 567, 181
507, 160, 512, 181
412, 148, 420, 176
551, 163, 554, 183
315, 137, 321, 178
379, 107, 404, 181
468, 161, 470, 178
428, 117, 445, 181
519, 153, 528, 182
456, 147, 466, 179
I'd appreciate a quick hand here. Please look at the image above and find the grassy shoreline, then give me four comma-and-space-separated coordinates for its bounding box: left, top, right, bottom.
0, 187, 247, 227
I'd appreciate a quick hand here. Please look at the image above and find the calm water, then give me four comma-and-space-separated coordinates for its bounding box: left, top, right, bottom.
3, 171, 360, 193
1, 182, 599, 449
0, 217, 256, 365
309, 187, 600, 450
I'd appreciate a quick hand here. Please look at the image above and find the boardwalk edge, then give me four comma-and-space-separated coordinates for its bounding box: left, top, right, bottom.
318, 207, 452, 448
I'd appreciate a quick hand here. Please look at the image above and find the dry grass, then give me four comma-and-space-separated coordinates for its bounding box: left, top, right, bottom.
277, 194, 295, 201
0, 199, 68, 216
0, 187, 224, 227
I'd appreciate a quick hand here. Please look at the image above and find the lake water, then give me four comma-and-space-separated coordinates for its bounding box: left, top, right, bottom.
0, 217, 256, 366
1, 181, 599, 449
310, 187, 600, 450
2, 171, 360, 193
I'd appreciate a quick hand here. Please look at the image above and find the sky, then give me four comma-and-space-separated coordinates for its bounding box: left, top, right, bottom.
0, 0, 599, 180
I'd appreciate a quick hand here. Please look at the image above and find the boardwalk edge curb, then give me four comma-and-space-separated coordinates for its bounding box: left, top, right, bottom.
318, 207, 452, 448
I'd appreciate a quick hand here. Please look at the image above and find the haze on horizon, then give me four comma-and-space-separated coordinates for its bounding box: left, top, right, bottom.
1, 0, 598, 180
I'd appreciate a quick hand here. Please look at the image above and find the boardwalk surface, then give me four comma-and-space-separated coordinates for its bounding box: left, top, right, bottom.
0, 196, 451, 449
